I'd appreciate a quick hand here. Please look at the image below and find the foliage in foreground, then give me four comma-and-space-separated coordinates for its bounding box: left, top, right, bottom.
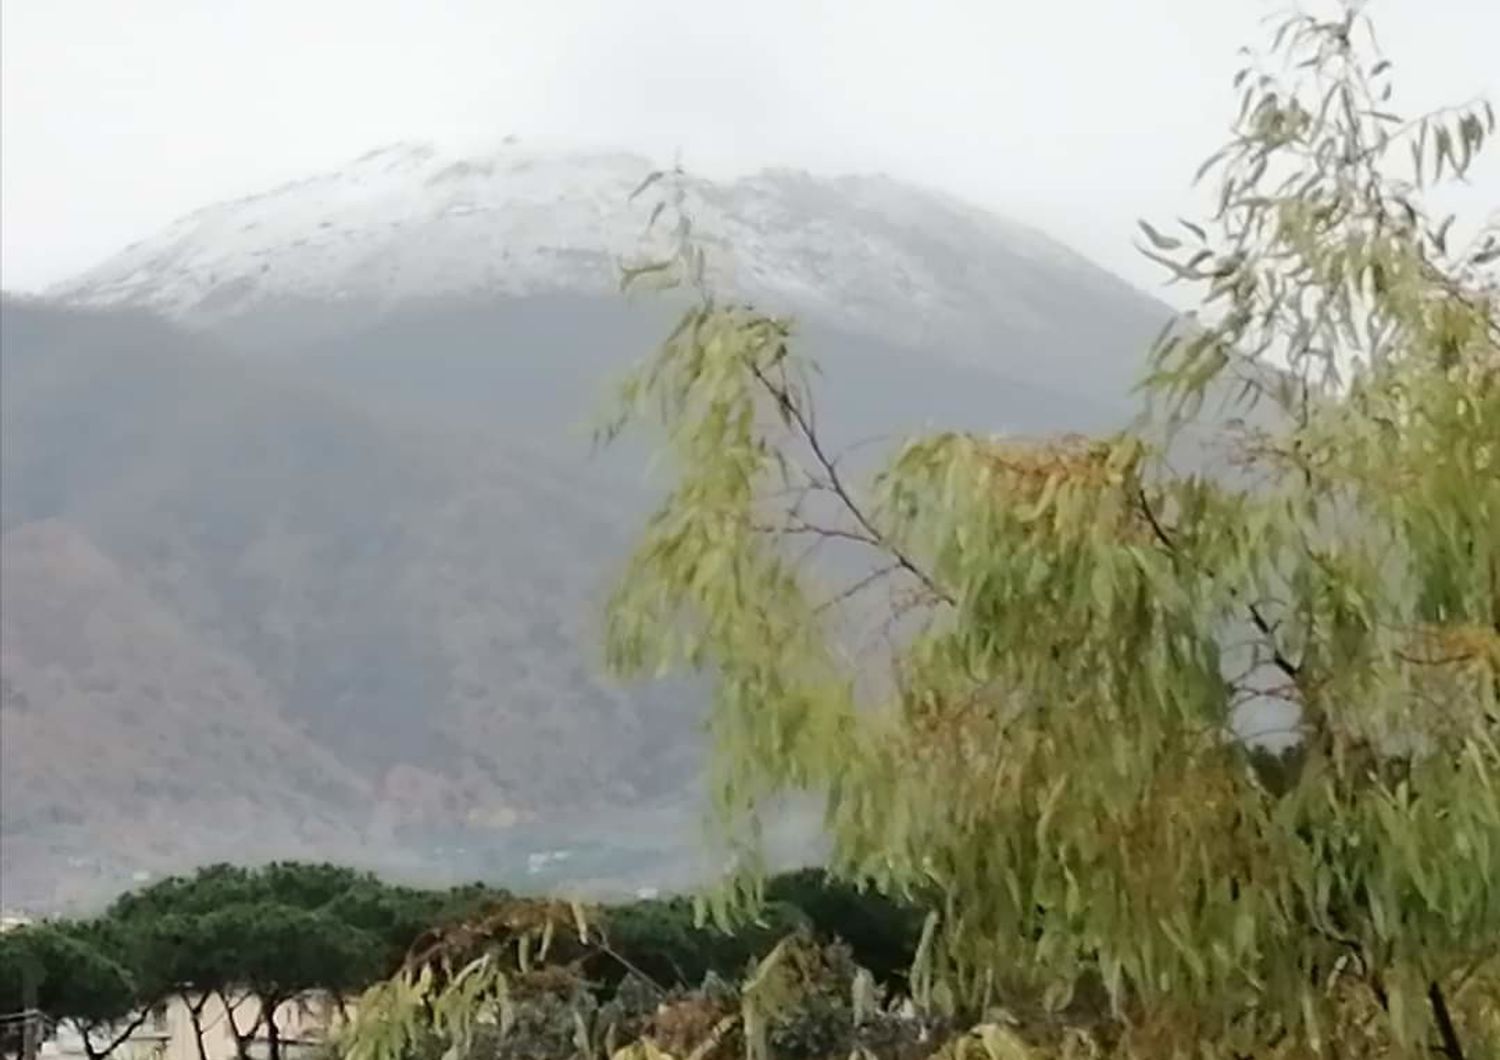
0, 863, 921, 1060
340, 899, 958, 1060
591, 5, 1500, 1057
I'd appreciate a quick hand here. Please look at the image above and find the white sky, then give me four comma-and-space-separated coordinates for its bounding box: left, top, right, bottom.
3, 0, 1496, 296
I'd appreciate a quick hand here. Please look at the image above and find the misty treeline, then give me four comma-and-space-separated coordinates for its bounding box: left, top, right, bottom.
0, 864, 918, 1060
341, 4, 1499, 1059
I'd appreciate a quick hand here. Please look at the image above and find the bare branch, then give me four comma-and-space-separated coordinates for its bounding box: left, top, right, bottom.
751, 521, 880, 548
746, 359, 954, 606
815, 563, 903, 615
1136, 487, 1304, 682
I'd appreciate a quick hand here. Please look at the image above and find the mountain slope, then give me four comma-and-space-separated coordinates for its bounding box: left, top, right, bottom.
0, 518, 375, 909
0, 299, 702, 909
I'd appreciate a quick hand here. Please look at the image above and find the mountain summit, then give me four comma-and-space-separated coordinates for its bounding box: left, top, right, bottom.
51, 140, 1153, 386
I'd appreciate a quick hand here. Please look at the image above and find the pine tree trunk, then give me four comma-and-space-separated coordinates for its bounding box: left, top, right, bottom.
264, 1004, 281, 1060
185, 997, 210, 1060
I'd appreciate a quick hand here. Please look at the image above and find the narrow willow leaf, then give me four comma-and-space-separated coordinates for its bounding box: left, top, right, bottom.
630, 169, 665, 201
1138, 219, 1184, 250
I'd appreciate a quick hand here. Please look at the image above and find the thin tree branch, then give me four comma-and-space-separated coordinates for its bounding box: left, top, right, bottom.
1392, 648, 1484, 667
748, 359, 953, 606
90, 1006, 155, 1060
592, 939, 671, 999
1428, 980, 1467, 1060
751, 521, 880, 548
216, 990, 264, 1060
816, 563, 903, 615
1135, 487, 1304, 682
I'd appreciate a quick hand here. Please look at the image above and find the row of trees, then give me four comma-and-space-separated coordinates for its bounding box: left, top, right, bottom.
0, 864, 923, 1060
0, 863, 510, 1060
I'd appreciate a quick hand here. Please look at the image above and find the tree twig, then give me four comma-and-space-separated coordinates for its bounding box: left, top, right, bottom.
80, 1006, 155, 1060
1428, 980, 1468, 1060
748, 359, 953, 606
751, 521, 880, 548
1135, 487, 1303, 682
816, 563, 903, 615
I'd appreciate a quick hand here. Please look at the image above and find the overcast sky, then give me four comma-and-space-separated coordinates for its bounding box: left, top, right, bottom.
3, 0, 1496, 296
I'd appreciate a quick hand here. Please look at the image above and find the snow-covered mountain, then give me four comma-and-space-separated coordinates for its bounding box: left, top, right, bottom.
51, 139, 1155, 380
9, 141, 1181, 908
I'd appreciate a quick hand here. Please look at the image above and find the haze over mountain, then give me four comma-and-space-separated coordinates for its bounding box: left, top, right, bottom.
3, 139, 1170, 911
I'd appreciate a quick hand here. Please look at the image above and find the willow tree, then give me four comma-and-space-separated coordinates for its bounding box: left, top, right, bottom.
600, 7, 1499, 1057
